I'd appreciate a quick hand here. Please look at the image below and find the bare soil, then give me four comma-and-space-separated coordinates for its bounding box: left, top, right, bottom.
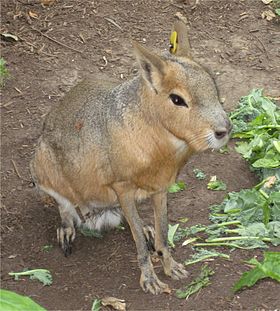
1, 0, 280, 310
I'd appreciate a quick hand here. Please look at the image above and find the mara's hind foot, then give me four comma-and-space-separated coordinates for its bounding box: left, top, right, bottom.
140, 268, 169, 295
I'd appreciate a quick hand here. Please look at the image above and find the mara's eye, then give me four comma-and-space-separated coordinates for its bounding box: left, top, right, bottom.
169, 94, 188, 107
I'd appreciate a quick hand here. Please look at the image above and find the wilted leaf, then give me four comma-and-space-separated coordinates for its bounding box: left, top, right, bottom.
1, 33, 19, 42
264, 176, 277, 188
101, 297, 126, 311
29, 11, 39, 19
261, 10, 276, 20
261, 0, 273, 4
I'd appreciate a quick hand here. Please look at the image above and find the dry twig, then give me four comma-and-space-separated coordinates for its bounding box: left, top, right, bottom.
30, 27, 83, 54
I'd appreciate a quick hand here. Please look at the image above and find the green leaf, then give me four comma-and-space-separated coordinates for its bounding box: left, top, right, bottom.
0, 289, 46, 311
207, 177, 227, 191
276, 8, 280, 16
193, 169, 206, 180
233, 265, 266, 292
184, 249, 229, 266
41, 245, 53, 252
219, 145, 229, 154
176, 265, 214, 299
233, 251, 280, 292
79, 227, 103, 238
168, 181, 186, 193
168, 224, 179, 247
9, 269, 52, 286
91, 299, 101, 311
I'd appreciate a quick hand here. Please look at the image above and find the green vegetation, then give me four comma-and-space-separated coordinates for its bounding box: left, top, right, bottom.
79, 227, 103, 238
0, 289, 46, 311
207, 176, 227, 191
176, 265, 214, 299
233, 251, 280, 292
9, 269, 52, 286
193, 168, 206, 180
171, 89, 279, 294
272, 0, 280, 15
0, 57, 9, 86
168, 181, 186, 193
184, 249, 229, 266
91, 298, 101, 311
168, 223, 179, 247
230, 89, 280, 171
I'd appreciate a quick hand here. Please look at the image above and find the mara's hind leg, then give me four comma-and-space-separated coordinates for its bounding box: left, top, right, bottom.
41, 188, 81, 256
143, 225, 156, 254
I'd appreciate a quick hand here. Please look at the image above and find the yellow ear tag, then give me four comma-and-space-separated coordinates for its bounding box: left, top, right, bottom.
169, 31, 178, 54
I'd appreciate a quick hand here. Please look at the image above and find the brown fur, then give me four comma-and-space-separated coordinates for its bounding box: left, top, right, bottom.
31, 21, 231, 294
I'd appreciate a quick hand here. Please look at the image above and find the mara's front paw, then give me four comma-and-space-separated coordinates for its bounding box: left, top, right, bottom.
140, 273, 169, 295
165, 259, 189, 280
57, 224, 76, 257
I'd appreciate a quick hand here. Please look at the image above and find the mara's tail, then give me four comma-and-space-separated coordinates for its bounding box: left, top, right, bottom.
82, 207, 123, 231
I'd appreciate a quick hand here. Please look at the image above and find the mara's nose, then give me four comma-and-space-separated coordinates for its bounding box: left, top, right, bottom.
215, 119, 232, 140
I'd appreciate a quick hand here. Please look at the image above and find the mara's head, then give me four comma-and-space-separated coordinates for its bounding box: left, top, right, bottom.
133, 21, 232, 152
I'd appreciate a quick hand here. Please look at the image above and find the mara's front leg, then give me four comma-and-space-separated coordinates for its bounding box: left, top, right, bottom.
152, 191, 189, 280
114, 183, 169, 295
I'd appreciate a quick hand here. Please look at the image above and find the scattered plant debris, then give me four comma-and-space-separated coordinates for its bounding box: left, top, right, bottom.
168, 181, 186, 193
193, 168, 206, 180
207, 176, 227, 191
176, 265, 214, 299
9, 269, 52, 286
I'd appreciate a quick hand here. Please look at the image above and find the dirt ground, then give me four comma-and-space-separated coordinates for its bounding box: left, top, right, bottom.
1, 0, 280, 310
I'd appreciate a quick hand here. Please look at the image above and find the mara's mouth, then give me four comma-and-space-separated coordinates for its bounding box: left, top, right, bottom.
206, 131, 230, 150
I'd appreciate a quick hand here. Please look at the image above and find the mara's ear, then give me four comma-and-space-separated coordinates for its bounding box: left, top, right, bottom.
170, 21, 192, 58
133, 41, 166, 92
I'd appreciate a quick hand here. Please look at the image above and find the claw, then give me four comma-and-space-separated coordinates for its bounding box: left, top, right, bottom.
57, 224, 75, 257
140, 272, 169, 295
166, 259, 189, 280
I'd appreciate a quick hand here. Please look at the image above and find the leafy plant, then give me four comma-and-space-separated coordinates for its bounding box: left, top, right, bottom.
184, 249, 229, 266
193, 169, 206, 180
168, 181, 186, 193
0, 57, 9, 86
230, 89, 280, 174
176, 265, 214, 299
0, 289, 46, 311
168, 223, 179, 247
91, 298, 101, 311
9, 269, 52, 286
233, 251, 280, 292
219, 145, 229, 154
79, 227, 103, 238
207, 176, 227, 191
42, 245, 53, 252
272, 0, 280, 15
